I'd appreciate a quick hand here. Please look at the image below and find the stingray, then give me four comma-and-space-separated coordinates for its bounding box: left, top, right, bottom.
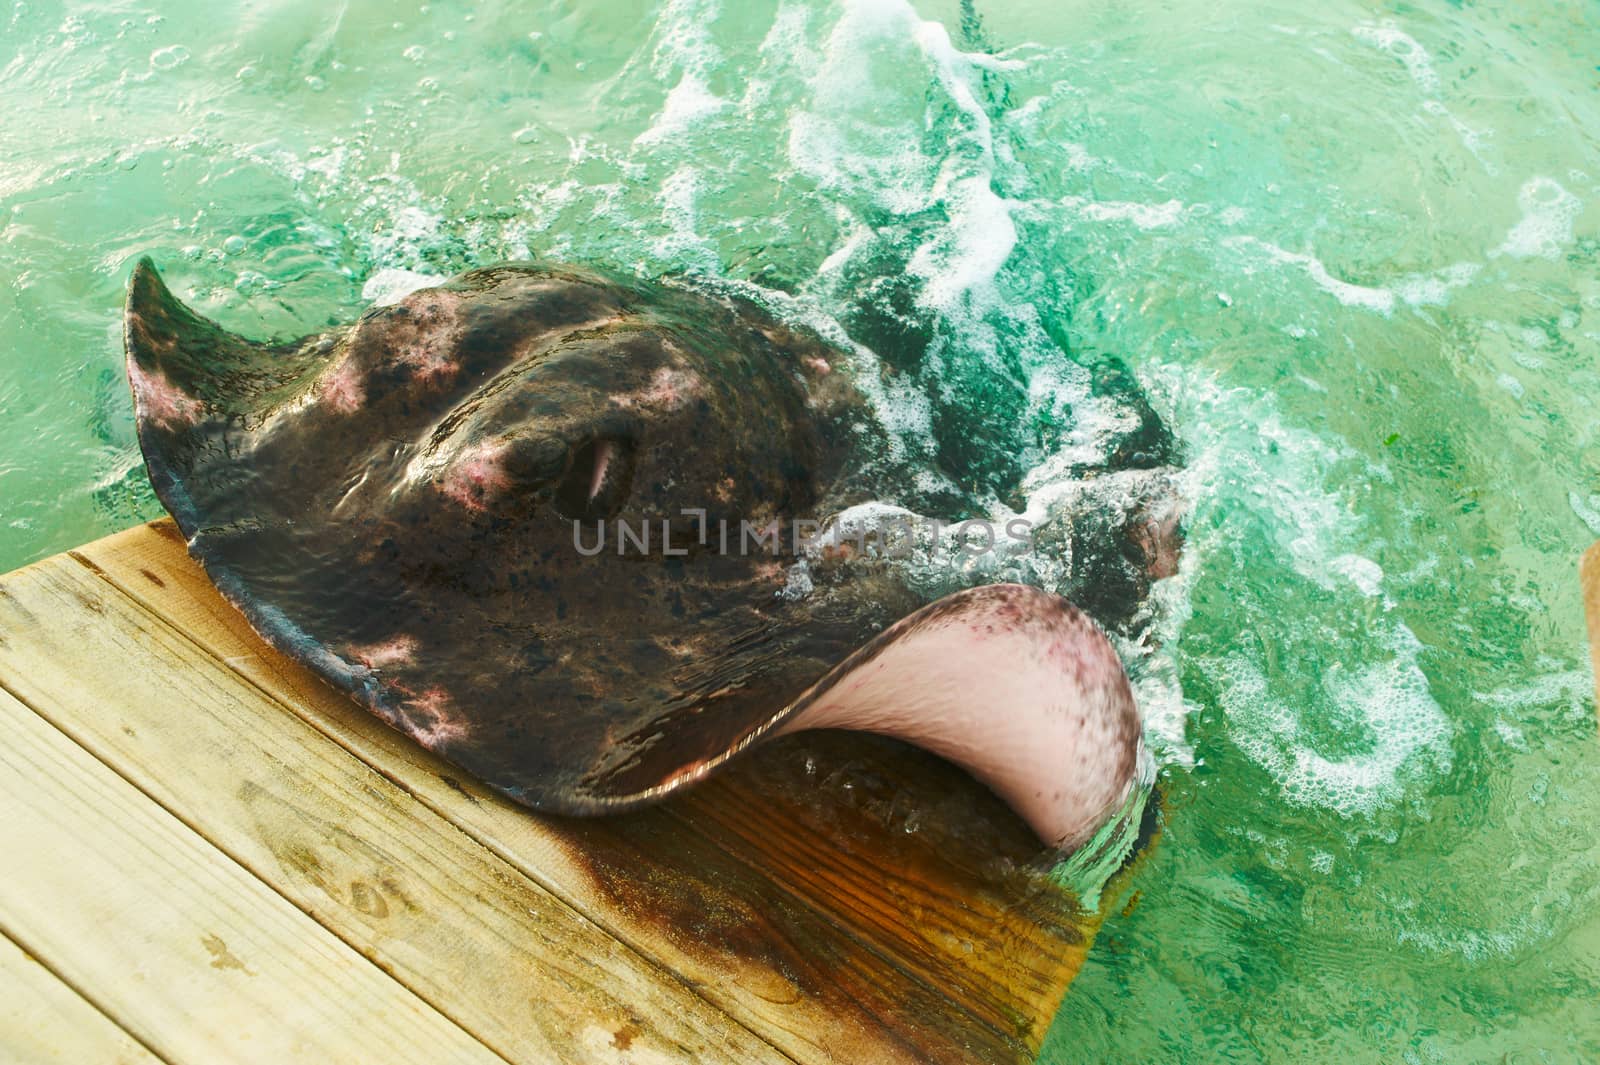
124, 258, 1182, 851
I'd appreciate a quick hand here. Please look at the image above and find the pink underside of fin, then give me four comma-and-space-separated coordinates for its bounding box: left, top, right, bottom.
778, 584, 1141, 850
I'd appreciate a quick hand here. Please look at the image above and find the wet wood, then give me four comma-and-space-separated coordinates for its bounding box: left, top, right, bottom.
0, 686, 502, 1065
0, 554, 786, 1065
0, 519, 1127, 1064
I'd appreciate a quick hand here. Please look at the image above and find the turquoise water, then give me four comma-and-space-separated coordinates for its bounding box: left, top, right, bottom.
3, 0, 1599, 1059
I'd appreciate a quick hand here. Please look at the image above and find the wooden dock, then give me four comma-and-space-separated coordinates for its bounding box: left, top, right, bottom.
0, 519, 1129, 1065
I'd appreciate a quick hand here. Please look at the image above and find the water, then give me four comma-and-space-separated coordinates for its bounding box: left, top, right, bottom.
3, 0, 1598, 1059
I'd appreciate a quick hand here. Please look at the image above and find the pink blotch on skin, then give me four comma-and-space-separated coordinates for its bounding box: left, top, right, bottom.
804, 356, 831, 375
822, 541, 859, 562
613, 367, 700, 411
321, 360, 366, 414
128, 361, 204, 430
348, 636, 418, 670
392, 338, 458, 385
388, 293, 462, 385
1131, 508, 1183, 581
129, 315, 177, 356
403, 687, 470, 750
751, 560, 787, 582
439, 440, 512, 511
1045, 637, 1094, 687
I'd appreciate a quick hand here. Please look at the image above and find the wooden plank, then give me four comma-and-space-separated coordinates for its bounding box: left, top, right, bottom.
0, 555, 789, 1064
0, 686, 503, 1065
0, 932, 161, 1065
670, 738, 1094, 1036
71, 521, 1110, 1063
1583, 542, 1600, 718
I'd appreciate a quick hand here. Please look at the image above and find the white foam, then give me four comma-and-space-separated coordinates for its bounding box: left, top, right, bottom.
1060, 195, 1186, 230
635, 73, 728, 147
772, 0, 1066, 480
1215, 624, 1451, 816
814, 223, 871, 279
149, 44, 190, 71
391, 205, 439, 241
740, 2, 815, 113
1226, 236, 1397, 315
1393, 262, 1482, 307
783, 1, 934, 214
632, 0, 729, 148
1330, 554, 1384, 597
1492, 718, 1527, 750
1569, 491, 1600, 536
1492, 177, 1582, 260
1220, 249, 1481, 315
1149, 366, 1457, 813
651, 165, 719, 269
908, 174, 1018, 313
786, 0, 1028, 314
904, 15, 1022, 314
1352, 21, 1441, 96
1473, 669, 1594, 718
1423, 98, 1497, 175
1397, 922, 1525, 963
362, 267, 445, 306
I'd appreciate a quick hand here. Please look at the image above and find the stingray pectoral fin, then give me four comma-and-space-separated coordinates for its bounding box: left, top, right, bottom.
128, 258, 247, 406
777, 584, 1147, 851
125, 257, 346, 536
125, 257, 326, 424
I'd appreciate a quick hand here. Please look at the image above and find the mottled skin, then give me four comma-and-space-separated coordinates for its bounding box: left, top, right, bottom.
125, 258, 1178, 848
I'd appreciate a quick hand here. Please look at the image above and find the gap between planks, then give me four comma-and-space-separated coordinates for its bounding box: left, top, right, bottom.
0, 925, 166, 1065
34, 521, 1099, 1064
0, 684, 508, 1065
66, 527, 944, 1063
0, 553, 794, 1064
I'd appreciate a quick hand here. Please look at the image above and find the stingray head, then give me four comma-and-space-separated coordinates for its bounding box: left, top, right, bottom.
126, 260, 878, 800
128, 261, 842, 535
127, 258, 1162, 852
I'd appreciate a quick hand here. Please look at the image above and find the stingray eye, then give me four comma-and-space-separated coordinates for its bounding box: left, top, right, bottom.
553, 436, 635, 522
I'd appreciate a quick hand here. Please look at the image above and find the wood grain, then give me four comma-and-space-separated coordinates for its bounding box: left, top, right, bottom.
0, 932, 160, 1065
0, 686, 503, 1065
68, 520, 1111, 1063
0, 553, 787, 1065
